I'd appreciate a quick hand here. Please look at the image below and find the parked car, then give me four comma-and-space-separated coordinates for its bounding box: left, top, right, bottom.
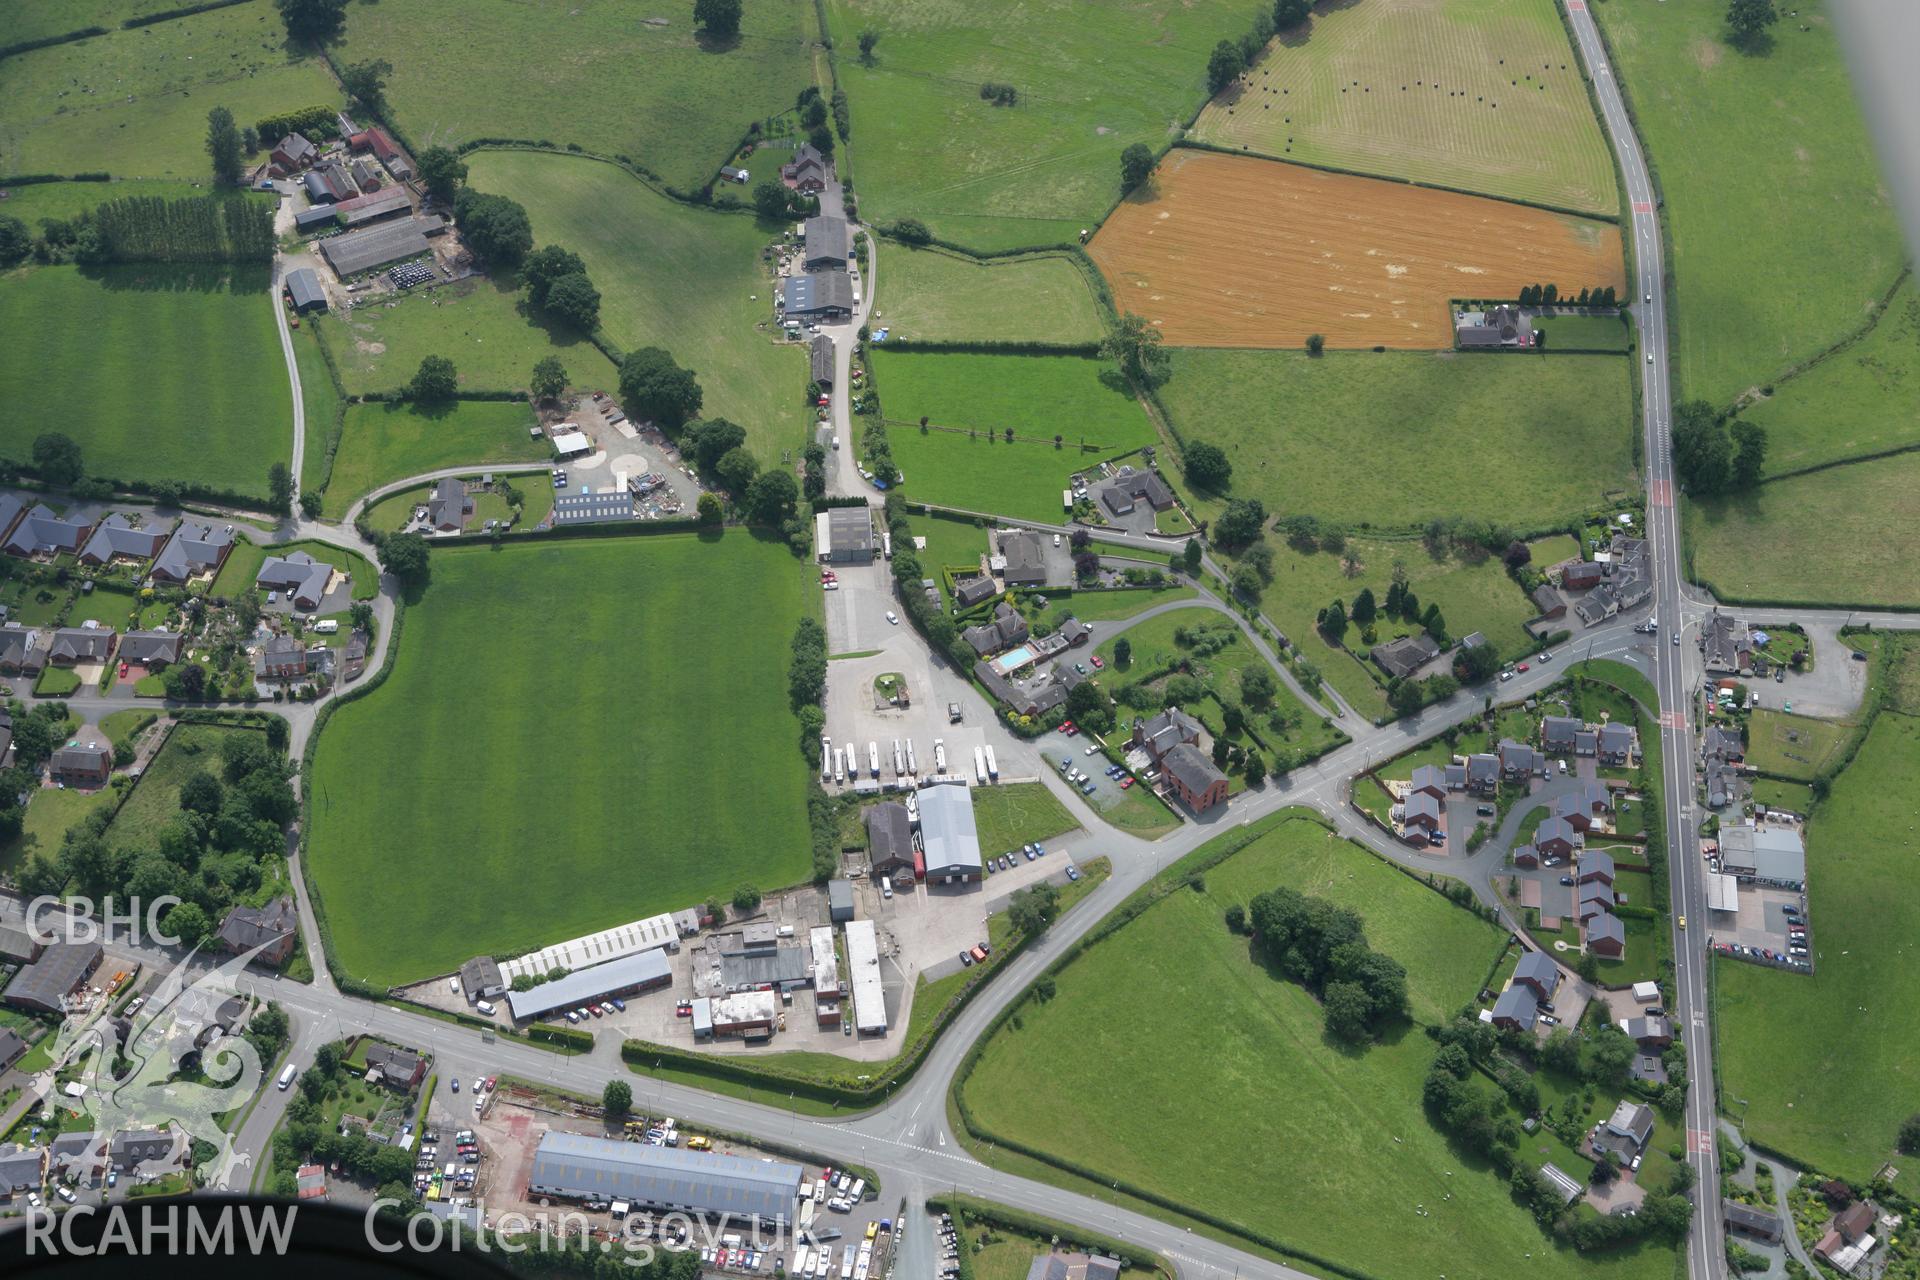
1476, 805, 1495, 817
676, 1001, 693, 1016
1120, 776, 1134, 789
1091, 655, 1104, 669
451, 1078, 459, 1092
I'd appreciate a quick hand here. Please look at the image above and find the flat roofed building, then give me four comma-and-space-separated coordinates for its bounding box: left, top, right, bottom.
845, 919, 886, 1034
506, 949, 672, 1023
702, 990, 778, 1038
1718, 824, 1806, 888
815, 506, 875, 563
917, 780, 982, 882
1706, 872, 1739, 913
500, 912, 680, 985
808, 926, 841, 998
528, 1132, 802, 1225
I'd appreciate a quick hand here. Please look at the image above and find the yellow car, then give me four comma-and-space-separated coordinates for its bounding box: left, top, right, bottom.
1677, 916, 1687, 930
687, 1135, 712, 1151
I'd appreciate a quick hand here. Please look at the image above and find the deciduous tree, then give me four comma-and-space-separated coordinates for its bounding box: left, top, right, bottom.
268, 462, 295, 515
206, 107, 244, 185
531, 356, 568, 403
416, 147, 466, 205
409, 355, 458, 403
339, 60, 392, 117
618, 347, 704, 431
544, 272, 601, 331
694, 0, 742, 37
1273, 0, 1312, 29
1207, 40, 1245, 94
32, 433, 83, 487
274, 0, 347, 45
1725, 0, 1777, 43
602, 1080, 632, 1116
1120, 143, 1155, 193
1212, 497, 1267, 549
1183, 439, 1231, 492
379, 531, 430, 583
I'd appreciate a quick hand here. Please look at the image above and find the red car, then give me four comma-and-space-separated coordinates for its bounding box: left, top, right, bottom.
1090, 655, 1104, 669
675, 1001, 693, 1017
1120, 776, 1134, 789
1517, 662, 1531, 672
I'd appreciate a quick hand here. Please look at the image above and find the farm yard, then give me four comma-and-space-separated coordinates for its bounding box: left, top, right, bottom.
1192, 0, 1617, 216
1157, 348, 1636, 531
332, 0, 814, 195
0, 2, 339, 179
874, 248, 1106, 346
463, 150, 808, 469
303, 534, 818, 989
1684, 451, 1920, 609
1590, 0, 1904, 406
823, 0, 1259, 253
1090, 150, 1624, 350
319, 274, 618, 399
872, 350, 1159, 521
318, 400, 548, 517
1715, 686, 1920, 1183
0, 265, 288, 500
960, 814, 1675, 1280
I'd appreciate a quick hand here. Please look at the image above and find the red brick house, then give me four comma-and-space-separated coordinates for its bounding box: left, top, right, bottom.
1161, 743, 1228, 814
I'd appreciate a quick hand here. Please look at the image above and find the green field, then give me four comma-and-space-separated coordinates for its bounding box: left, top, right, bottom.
295, 320, 343, 500
971, 784, 1079, 860
305, 534, 818, 988
1533, 312, 1631, 353
1158, 349, 1636, 531
319, 274, 618, 399
0, 2, 338, 179
0, 266, 287, 499
7, 0, 201, 45
825, 0, 1260, 253
962, 814, 1668, 1280
1190, 0, 1617, 215
873, 351, 1157, 519
875, 247, 1106, 345
1717, 707, 1920, 1181
335, 0, 813, 195
1742, 708, 1853, 781
1732, 277, 1920, 475
1095, 607, 1343, 768
1591, 0, 1904, 405
1685, 451, 1920, 608
0, 180, 214, 227
320, 400, 546, 515
464, 151, 807, 469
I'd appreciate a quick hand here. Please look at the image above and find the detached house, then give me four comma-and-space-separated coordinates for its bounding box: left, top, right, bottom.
1498, 739, 1546, 780
363, 1042, 427, 1091
4, 505, 96, 559
149, 520, 235, 585
252, 635, 310, 681
50, 741, 112, 787
215, 897, 297, 967
0, 625, 46, 676
993, 528, 1047, 587
1513, 950, 1561, 1002
1535, 816, 1583, 860
1161, 743, 1229, 814
270, 132, 317, 174
1094, 468, 1174, 519
1490, 986, 1538, 1032
1133, 707, 1203, 765
1577, 881, 1616, 923
1402, 790, 1442, 836
256, 551, 334, 610
1578, 848, 1616, 888
49, 625, 114, 665
962, 602, 1029, 657
1407, 764, 1451, 802
783, 143, 829, 192
1586, 911, 1625, 956
1598, 722, 1636, 765
116, 631, 182, 670
1542, 716, 1581, 755
80, 514, 174, 567
1466, 753, 1499, 795
1703, 613, 1754, 674
427, 478, 471, 533
1372, 633, 1439, 680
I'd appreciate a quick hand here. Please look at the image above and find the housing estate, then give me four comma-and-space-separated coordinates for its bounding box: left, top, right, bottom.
149, 520, 235, 584
79, 513, 173, 566
5, 504, 96, 559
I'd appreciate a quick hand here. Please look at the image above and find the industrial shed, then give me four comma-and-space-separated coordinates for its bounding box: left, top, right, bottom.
504, 949, 672, 1023
845, 919, 886, 1035
528, 1133, 802, 1225
319, 217, 441, 278
916, 781, 983, 882
550, 491, 635, 527
284, 268, 327, 314
810, 335, 834, 387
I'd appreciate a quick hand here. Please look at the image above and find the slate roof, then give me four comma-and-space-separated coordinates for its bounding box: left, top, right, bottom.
49, 627, 114, 662
427, 478, 469, 530
1161, 742, 1227, 798
782, 272, 854, 316
1402, 790, 1442, 828
151, 520, 234, 582
81, 513, 173, 564
963, 602, 1029, 656
215, 897, 296, 956
803, 215, 849, 267
954, 576, 997, 607
272, 132, 316, 167
1408, 764, 1451, 797
5, 504, 94, 557
1514, 950, 1562, 999
1095, 469, 1175, 516
865, 801, 914, 871
117, 630, 181, 665
1586, 912, 1625, 948
0, 625, 45, 673
1372, 632, 1440, 679
1498, 738, 1545, 776
1491, 986, 1537, 1030
997, 528, 1046, 583
1136, 707, 1203, 760
256, 552, 333, 605
1543, 716, 1581, 753
1580, 849, 1616, 883
1598, 722, 1635, 758
1536, 815, 1583, 851
3, 940, 102, 1013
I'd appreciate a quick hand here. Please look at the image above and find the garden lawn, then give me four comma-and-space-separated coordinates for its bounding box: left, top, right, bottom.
824, 0, 1261, 253
971, 784, 1078, 860
1732, 278, 1920, 475
961, 815, 1673, 1280
1532, 312, 1631, 353
1715, 710, 1920, 1182
0, 786, 115, 879
873, 351, 1158, 521
0, 3, 339, 178
876, 247, 1106, 345
1684, 451, 1920, 608
0, 266, 288, 499
335, 0, 812, 195
1590, 0, 1904, 405
1032, 586, 1195, 628
210, 537, 378, 602
105, 724, 263, 854
464, 151, 808, 469
318, 274, 617, 398
1159, 349, 1636, 531
306, 533, 818, 988
321, 400, 546, 515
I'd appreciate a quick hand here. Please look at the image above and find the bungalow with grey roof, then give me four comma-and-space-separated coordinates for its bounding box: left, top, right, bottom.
80, 513, 174, 567
49, 626, 114, 665
149, 520, 234, 585
954, 576, 997, 608
4, 505, 96, 559
1161, 742, 1228, 814
0, 625, 46, 675
1513, 950, 1561, 1002
117, 631, 181, 669
1586, 911, 1625, 956
1371, 632, 1439, 680
1542, 716, 1580, 754
1723, 1201, 1783, 1245
1094, 468, 1175, 518
1598, 722, 1636, 765
256, 552, 334, 611
427, 478, 471, 533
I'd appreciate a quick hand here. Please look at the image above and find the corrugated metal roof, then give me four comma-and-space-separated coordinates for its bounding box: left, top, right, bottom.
529, 1133, 800, 1222
917, 781, 981, 876
506, 950, 671, 1022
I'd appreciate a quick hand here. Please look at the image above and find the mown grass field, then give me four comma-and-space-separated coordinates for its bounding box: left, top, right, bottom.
0, 2, 338, 178
1717, 701, 1920, 1182
1685, 450, 1920, 608
0, 266, 287, 498
321, 274, 617, 398
1591, 0, 1904, 405
824, 0, 1260, 253
1743, 708, 1853, 782
0, 180, 213, 226
875, 247, 1106, 345
1159, 349, 1636, 531
334, 0, 812, 194
971, 784, 1078, 860
962, 814, 1668, 1280
873, 351, 1157, 520
464, 151, 807, 469
1191, 0, 1616, 215
1733, 278, 1920, 475
305, 534, 818, 988
319, 400, 546, 516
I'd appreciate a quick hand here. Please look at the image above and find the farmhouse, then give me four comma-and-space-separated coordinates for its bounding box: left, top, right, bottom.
256, 551, 334, 610
214, 897, 297, 967
783, 144, 830, 192
5, 505, 96, 559
506, 950, 672, 1024
992, 528, 1047, 587
845, 918, 887, 1034
917, 780, 984, 883
782, 272, 854, 322
865, 801, 917, 881
362, 1042, 427, 1092
427, 478, 472, 533
1161, 743, 1229, 814
810, 335, 835, 388
80, 514, 173, 566
964, 602, 1030, 657
149, 521, 235, 584
1371, 633, 1439, 680
3, 940, 103, 1014
815, 505, 875, 563
284, 267, 328, 313
1453, 305, 1537, 349
1718, 824, 1806, 890
319, 217, 444, 279
0, 625, 46, 675
1093, 468, 1175, 518
117, 631, 182, 669
803, 215, 850, 271
529, 1133, 802, 1225
269, 133, 317, 174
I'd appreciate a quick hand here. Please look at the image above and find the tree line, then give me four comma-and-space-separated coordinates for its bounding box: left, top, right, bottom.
46, 194, 276, 265
1516, 284, 1617, 308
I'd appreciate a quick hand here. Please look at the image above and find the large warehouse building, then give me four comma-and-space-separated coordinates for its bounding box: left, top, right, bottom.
814, 506, 874, 563
916, 780, 983, 883
504, 949, 672, 1023
499, 911, 679, 985
318, 216, 445, 278
528, 1133, 802, 1225
845, 919, 887, 1035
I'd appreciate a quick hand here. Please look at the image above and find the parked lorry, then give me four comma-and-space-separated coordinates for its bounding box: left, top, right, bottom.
933, 739, 947, 773
973, 745, 988, 784
984, 745, 999, 780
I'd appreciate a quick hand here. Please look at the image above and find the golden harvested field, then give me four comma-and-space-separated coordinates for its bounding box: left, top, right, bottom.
1192, 0, 1617, 216
1089, 150, 1625, 350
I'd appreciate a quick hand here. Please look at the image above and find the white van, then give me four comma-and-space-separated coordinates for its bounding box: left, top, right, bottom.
277, 1063, 297, 1091
476, 999, 496, 1017
881, 876, 893, 900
